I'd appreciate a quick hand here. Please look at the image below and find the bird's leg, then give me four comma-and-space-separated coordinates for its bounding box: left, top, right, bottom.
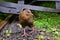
24, 27, 26, 35
23, 27, 27, 36
22, 27, 28, 36
29, 26, 34, 34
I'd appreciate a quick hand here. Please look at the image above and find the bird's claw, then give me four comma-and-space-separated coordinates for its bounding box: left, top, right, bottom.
29, 31, 34, 34
22, 33, 28, 37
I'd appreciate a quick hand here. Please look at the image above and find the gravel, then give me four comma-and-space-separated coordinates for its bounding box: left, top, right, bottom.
0, 20, 55, 40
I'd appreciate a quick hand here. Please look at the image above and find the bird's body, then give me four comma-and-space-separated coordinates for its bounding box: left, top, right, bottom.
19, 8, 34, 36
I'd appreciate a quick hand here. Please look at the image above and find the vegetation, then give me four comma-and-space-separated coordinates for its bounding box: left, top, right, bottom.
0, 0, 60, 40
0, 0, 17, 22
33, 1, 60, 40
0, 13, 9, 22
0, 0, 17, 3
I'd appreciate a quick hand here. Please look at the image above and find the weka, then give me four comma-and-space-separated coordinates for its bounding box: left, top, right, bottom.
19, 8, 34, 36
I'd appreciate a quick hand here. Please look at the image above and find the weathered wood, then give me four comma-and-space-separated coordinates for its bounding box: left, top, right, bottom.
1, 4, 60, 14
23, 5, 60, 12
0, 2, 18, 9
56, 1, 60, 9
0, 1, 60, 14
17, 0, 24, 13
0, 2, 24, 14
18, 0, 24, 4
37, 0, 60, 1
0, 6, 19, 14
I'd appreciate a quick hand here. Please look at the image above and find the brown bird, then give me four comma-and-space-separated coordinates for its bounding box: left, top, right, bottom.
19, 8, 34, 36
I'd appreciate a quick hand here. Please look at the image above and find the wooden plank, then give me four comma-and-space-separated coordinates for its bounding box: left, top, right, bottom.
0, 2, 18, 9
18, 0, 24, 4
0, 2, 24, 14
23, 5, 60, 12
17, 0, 24, 13
0, 4, 60, 14
0, 2, 60, 14
0, 6, 19, 14
37, 0, 60, 1
56, 1, 60, 9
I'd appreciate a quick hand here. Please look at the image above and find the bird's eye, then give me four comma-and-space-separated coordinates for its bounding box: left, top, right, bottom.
27, 11, 30, 13
26, 14, 29, 16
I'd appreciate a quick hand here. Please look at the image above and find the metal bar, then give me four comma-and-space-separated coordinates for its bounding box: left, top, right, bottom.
23, 5, 60, 12
0, 6, 19, 14
37, 0, 60, 1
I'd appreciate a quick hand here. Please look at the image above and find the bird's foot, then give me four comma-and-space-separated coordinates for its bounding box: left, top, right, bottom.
29, 27, 34, 34
29, 31, 34, 34
22, 33, 28, 37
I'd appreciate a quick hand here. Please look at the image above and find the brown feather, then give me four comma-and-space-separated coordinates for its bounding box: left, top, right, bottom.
19, 8, 34, 27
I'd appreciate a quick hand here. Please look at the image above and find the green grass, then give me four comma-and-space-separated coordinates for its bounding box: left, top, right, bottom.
0, 0, 17, 3
32, 1, 60, 40
0, 13, 10, 21
32, 1, 56, 8
33, 11, 60, 28
33, 1, 60, 28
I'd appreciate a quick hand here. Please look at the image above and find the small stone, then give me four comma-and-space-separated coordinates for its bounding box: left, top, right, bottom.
47, 37, 50, 40
40, 28, 46, 32
40, 32, 45, 35
33, 38, 38, 40
17, 23, 22, 28
23, 39, 26, 40
34, 37, 38, 40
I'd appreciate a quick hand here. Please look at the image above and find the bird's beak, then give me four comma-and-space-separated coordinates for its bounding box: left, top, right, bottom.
31, 13, 34, 16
